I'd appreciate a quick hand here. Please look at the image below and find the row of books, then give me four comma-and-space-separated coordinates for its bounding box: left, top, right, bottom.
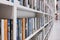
17, 17, 44, 40
0, 19, 13, 40
0, 18, 52, 40
7, 0, 14, 3
17, 0, 45, 11
30, 30, 43, 40
0, 17, 44, 40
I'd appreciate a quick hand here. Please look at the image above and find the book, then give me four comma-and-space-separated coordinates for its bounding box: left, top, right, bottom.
28, 0, 33, 8
23, 0, 28, 7
37, 17, 40, 29
28, 18, 34, 36
41, 0, 44, 12
17, 19, 19, 40
4, 19, 8, 40
34, 17, 37, 31
8, 19, 11, 40
19, 19, 22, 40
0, 20, 1, 40
25, 18, 29, 38
20, 0, 23, 5
22, 18, 25, 40
1, 19, 4, 40
36, 0, 40, 10
39, 31, 43, 40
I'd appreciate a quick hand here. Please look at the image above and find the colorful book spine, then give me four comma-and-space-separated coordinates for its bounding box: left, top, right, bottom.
1, 19, 4, 40
8, 19, 11, 40
11, 0, 14, 3
18, 19, 22, 40
20, 0, 23, 5
17, 19, 20, 40
4, 19, 8, 40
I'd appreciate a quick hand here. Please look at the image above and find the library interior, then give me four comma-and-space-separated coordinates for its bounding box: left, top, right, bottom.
0, 0, 60, 40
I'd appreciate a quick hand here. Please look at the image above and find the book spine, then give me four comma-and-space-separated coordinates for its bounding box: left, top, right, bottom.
28, 18, 33, 36
25, 18, 29, 38
17, 19, 19, 40
0, 20, 1, 40
19, 19, 22, 40
22, 18, 25, 40
11, 20, 13, 40
4, 19, 8, 40
1, 19, 4, 40
8, 19, 11, 40
20, 0, 23, 5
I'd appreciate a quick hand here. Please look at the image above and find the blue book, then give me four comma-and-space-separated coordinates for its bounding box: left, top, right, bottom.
17, 19, 19, 40
17, 19, 22, 40
28, 18, 34, 36
18, 19, 22, 40
10, 20, 13, 40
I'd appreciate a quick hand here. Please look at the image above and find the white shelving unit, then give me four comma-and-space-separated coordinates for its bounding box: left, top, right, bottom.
0, 0, 55, 40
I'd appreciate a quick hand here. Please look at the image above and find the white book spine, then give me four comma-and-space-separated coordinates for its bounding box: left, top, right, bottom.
1, 19, 4, 40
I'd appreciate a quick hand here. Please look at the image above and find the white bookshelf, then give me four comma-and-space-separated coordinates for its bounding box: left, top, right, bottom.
0, 0, 55, 40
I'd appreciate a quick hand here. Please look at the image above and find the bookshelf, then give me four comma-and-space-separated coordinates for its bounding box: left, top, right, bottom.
0, 0, 55, 40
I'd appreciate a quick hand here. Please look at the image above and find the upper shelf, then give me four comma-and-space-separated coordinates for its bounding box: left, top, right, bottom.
17, 5, 43, 13
0, 0, 14, 6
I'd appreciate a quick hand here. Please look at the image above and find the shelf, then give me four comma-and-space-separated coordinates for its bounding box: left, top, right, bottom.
0, 0, 14, 6
25, 26, 44, 40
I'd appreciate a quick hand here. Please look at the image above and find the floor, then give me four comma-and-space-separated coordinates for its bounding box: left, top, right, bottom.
48, 20, 60, 40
